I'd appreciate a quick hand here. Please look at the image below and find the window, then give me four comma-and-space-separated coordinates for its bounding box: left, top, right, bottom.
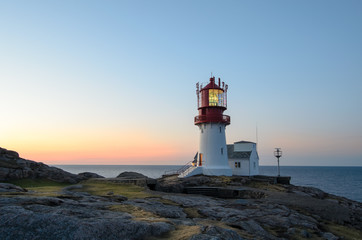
254, 162, 256, 169
238, 162, 241, 168
235, 162, 237, 168
221, 147, 223, 155
209, 89, 223, 106
219, 126, 222, 133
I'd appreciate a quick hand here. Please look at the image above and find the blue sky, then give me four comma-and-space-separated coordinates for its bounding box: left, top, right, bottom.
0, 1, 361, 166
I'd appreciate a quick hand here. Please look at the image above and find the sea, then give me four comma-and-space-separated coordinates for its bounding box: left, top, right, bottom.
54, 165, 362, 203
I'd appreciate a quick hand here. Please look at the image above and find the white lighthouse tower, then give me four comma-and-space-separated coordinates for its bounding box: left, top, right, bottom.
179, 76, 232, 177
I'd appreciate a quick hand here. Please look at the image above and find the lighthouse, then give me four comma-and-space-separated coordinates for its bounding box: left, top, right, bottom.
179, 76, 232, 177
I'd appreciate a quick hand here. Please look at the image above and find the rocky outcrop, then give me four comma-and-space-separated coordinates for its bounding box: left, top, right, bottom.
0, 195, 172, 240
77, 172, 104, 180
0, 147, 102, 183
0, 183, 27, 192
116, 171, 149, 179
1, 173, 362, 240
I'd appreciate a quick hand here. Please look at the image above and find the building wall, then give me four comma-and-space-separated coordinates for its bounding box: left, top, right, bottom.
229, 159, 249, 175
249, 143, 260, 175
198, 123, 231, 176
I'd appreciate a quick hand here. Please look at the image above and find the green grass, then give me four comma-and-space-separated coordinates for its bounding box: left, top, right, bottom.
109, 204, 161, 220
74, 179, 154, 199
3, 178, 71, 196
325, 223, 362, 240
7, 178, 70, 188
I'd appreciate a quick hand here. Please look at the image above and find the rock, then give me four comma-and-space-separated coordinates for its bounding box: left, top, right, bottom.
111, 195, 128, 202
300, 229, 311, 238
190, 225, 244, 240
0, 183, 27, 192
287, 228, 296, 234
322, 232, 338, 240
116, 171, 149, 179
78, 172, 105, 180
0, 147, 81, 183
162, 195, 226, 207
126, 198, 187, 218
0, 204, 173, 240
5, 150, 19, 159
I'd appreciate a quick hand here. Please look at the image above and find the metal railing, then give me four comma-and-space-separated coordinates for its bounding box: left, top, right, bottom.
163, 160, 194, 176
194, 114, 230, 125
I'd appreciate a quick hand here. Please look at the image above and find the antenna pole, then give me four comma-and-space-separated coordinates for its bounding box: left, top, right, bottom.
256, 123, 258, 151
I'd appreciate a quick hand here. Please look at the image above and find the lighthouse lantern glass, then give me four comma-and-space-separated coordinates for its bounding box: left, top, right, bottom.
209, 89, 224, 106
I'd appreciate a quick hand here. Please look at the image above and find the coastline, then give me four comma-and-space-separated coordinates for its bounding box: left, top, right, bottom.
54, 165, 362, 203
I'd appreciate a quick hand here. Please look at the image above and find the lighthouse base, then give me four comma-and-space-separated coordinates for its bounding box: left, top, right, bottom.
178, 166, 232, 178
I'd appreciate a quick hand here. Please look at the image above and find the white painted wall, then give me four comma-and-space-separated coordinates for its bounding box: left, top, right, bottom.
228, 142, 260, 176
198, 123, 232, 176
229, 159, 249, 175
249, 143, 260, 175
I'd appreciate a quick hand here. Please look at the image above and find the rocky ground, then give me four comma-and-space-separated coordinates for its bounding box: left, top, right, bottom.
0, 148, 361, 239
0, 173, 361, 240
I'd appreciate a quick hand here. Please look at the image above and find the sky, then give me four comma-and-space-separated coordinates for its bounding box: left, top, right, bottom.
1, 1, 361, 166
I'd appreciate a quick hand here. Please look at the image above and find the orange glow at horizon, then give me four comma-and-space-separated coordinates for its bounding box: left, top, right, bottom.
3, 127, 189, 165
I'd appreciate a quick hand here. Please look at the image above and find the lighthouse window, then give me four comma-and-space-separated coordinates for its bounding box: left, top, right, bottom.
235, 162, 237, 168
219, 127, 221, 133
238, 162, 241, 168
221, 147, 223, 155
209, 89, 223, 106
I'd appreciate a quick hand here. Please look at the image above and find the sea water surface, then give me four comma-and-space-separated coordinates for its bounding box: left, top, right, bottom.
54, 165, 362, 202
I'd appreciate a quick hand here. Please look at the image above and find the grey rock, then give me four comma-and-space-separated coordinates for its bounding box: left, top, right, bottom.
0, 200, 173, 240
0, 183, 27, 192
287, 227, 296, 234
116, 171, 149, 179
162, 195, 226, 207
77, 172, 105, 180
0, 150, 81, 183
190, 225, 244, 240
126, 198, 186, 218
300, 229, 311, 238
322, 232, 338, 240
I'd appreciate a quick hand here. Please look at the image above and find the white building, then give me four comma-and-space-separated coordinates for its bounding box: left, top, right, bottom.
227, 141, 260, 176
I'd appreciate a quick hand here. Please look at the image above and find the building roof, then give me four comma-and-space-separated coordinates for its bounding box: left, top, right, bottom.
234, 140, 256, 144
227, 145, 251, 159
201, 77, 223, 91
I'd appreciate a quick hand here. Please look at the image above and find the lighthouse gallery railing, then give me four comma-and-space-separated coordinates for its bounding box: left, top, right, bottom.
194, 115, 230, 125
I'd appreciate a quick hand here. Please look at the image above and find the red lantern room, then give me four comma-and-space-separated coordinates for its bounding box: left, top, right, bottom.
195, 77, 230, 125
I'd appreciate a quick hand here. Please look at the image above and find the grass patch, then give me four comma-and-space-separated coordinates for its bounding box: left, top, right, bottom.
5, 178, 71, 196
74, 179, 153, 199
325, 222, 362, 240
109, 204, 170, 224
109, 204, 159, 219
145, 197, 180, 206
7, 178, 70, 188
183, 207, 202, 218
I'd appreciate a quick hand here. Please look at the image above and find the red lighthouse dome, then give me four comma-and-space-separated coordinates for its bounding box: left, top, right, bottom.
195, 77, 230, 125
